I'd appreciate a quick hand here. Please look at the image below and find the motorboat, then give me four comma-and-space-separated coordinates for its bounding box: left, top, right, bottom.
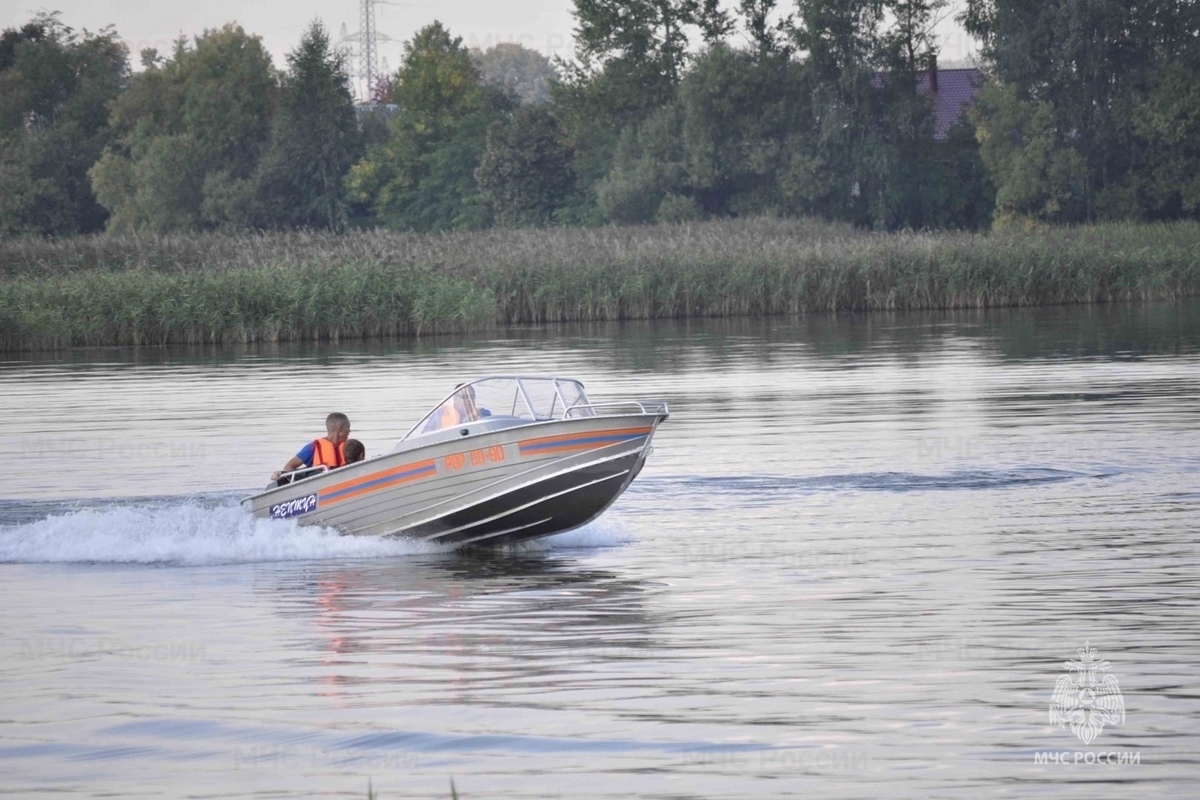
243, 376, 669, 547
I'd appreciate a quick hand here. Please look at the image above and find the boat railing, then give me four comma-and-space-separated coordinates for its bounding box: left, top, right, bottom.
276, 464, 330, 484
563, 400, 670, 419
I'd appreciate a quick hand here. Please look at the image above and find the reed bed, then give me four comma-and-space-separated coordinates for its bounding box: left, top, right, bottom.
0, 262, 494, 349
2, 218, 1198, 350
0, 217, 855, 278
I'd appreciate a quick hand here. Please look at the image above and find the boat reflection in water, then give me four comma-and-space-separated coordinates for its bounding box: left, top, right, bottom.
244, 376, 669, 547
263, 553, 664, 705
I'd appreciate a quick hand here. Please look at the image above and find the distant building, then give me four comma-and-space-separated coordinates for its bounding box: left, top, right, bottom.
874, 63, 986, 140
918, 64, 985, 140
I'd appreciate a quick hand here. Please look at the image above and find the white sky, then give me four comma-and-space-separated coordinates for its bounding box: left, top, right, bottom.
4, 1, 979, 97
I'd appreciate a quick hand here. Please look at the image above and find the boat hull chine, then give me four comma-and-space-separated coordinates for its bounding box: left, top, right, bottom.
409, 449, 644, 546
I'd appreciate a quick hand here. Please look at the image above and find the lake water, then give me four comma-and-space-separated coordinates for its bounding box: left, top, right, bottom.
1, 303, 1198, 798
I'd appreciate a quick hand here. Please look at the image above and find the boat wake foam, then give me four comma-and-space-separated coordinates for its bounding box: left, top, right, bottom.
502, 521, 635, 552
0, 493, 633, 566
0, 494, 447, 566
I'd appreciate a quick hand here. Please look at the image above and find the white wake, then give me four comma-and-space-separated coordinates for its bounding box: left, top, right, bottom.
0, 496, 632, 566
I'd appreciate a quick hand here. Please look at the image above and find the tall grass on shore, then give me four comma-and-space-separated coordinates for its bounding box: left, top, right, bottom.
0, 261, 494, 349
2, 217, 1199, 351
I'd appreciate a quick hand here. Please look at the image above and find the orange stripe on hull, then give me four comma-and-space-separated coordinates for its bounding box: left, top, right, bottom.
518, 426, 653, 457
320, 459, 437, 506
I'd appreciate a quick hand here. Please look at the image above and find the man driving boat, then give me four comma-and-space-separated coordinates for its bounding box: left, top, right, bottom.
424, 384, 491, 432
272, 412, 352, 482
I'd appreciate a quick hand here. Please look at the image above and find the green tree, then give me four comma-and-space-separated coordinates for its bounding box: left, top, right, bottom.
570, 0, 731, 125
347, 22, 512, 231
678, 44, 805, 216
973, 81, 1086, 224
89, 24, 276, 232
579, 0, 991, 229
596, 44, 808, 223
472, 42, 557, 104
965, 0, 1200, 222
776, 0, 988, 229
595, 103, 687, 224
0, 13, 127, 237
254, 21, 361, 230
554, 0, 742, 224
784, 0, 893, 226
1132, 60, 1200, 218
476, 105, 575, 226
738, 0, 793, 59
546, 60, 635, 224
872, 0, 952, 228
574, 0, 731, 85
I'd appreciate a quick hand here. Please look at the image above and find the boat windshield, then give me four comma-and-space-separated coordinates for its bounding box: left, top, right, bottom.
405, 377, 591, 439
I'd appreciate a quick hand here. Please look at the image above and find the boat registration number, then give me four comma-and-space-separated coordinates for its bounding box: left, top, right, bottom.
269, 492, 319, 519
443, 445, 506, 473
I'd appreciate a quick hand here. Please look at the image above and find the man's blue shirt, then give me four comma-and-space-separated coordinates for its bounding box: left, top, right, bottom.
294, 441, 316, 467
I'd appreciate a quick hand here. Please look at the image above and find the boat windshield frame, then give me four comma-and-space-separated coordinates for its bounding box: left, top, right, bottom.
400, 376, 592, 441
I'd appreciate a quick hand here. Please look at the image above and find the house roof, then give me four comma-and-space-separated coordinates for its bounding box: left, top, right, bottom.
918, 68, 985, 140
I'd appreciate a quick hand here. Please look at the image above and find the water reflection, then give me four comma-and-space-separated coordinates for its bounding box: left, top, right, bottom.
261, 553, 661, 704
3, 301, 1196, 374
3, 301, 1200, 798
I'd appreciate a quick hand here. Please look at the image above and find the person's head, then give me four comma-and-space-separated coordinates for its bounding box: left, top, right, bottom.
343, 438, 365, 464
325, 412, 351, 444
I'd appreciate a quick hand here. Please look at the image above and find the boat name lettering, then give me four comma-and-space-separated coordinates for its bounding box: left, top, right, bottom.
269, 493, 319, 519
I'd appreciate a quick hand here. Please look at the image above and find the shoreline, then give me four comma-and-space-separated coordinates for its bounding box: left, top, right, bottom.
3, 218, 1199, 352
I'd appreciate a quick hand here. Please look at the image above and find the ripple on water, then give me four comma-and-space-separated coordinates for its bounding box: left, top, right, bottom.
3, 308, 1200, 798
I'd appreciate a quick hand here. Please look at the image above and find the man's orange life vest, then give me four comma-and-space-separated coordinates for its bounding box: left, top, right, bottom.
311, 437, 345, 469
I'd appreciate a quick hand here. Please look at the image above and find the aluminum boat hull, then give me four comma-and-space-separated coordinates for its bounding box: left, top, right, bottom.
245, 411, 665, 547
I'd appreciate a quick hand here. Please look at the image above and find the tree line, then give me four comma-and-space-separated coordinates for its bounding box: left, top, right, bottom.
3, 1, 1200, 239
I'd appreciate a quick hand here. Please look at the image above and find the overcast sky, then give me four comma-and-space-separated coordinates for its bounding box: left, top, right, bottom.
5, 1, 978, 96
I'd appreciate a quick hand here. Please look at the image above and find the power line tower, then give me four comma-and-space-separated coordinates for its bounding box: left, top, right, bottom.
338, 0, 395, 104
359, 0, 380, 102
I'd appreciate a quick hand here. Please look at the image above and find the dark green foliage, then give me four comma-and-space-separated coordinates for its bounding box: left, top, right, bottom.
785, 0, 929, 229
555, 0, 735, 216
595, 45, 808, 223
88, 24, 276, 232
254, 21, 362, 230
738, 0, 793, 58
572, 0, 993, 230
347, 22, 512, 231
677, 45, 802, 216
595, 103, 686, 224
544, 61, 632, 225
925, 117, 995, 230
0, 13, 127, 237
973, 81, 1086, 225
1132, 60, 1200, 219
966, 0, 1200, 225
573, 0, 730, 92
1, 9, 998, 236
476, 105, 575, 226
10, 4, 1200, 237
356, 106, 395, 150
